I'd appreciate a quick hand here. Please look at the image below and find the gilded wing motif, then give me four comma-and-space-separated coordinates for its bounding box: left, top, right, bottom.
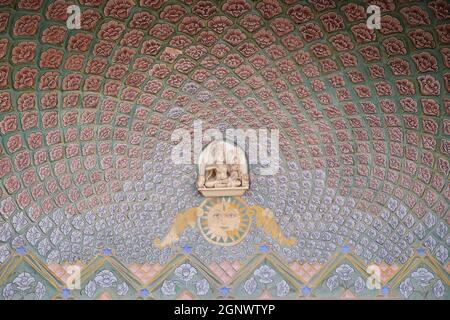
153, 207, 200, 249
154, 202, 295, 249
248, 206, 296, 247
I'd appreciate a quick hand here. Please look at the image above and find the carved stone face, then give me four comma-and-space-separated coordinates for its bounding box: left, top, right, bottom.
198, 197, 252, 246
206, 203, 241, 238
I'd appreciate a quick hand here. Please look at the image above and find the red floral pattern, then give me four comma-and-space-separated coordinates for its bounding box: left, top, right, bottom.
0, 1, 446, 255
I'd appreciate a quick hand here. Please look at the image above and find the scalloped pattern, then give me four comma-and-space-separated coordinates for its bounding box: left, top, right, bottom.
0, 0, 449, 299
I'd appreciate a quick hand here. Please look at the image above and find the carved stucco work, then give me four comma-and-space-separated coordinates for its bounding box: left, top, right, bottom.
197, 141, 250, 197
0, 0, 449, 299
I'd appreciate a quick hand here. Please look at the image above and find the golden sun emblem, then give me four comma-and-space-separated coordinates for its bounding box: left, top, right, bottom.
154, 197, 295, 249
198, 197, 251, 246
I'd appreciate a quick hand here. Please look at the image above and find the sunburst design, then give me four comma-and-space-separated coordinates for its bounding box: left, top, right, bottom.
154, 196, 294, 248
198, 197, 251, 246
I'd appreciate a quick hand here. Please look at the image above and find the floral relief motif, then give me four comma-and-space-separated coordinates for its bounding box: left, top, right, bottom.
2, 272, 46, 300
254, 265, 276, 284
81, 10, 101, 30
161, 280, 176, 296
41, 26, 66, 44
39, 48, 64, 69
256, 0, 282, 20
413, 52, 438, 73
241, 264, 293, 298
325, 264, 366, 295
158, 264, 212, 298
399, 268, 445, 299
408, 29, 435, 49
45, 0, 69, 21
11, 42, 36, 64
130, 11, 155, 29
428, 0, 449, 20
417, 75, 440, 96
400, 6, 430, 26
222, 0, 250, 18
380, 15, 402, 35
13, 15, 40, 36
14, 67, 38, 89
104, 0, 135, 20
175, 263, 197, 282
82, 269, 130, 298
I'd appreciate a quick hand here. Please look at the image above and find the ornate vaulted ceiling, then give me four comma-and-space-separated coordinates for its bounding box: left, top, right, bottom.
0, 0, 448, 299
